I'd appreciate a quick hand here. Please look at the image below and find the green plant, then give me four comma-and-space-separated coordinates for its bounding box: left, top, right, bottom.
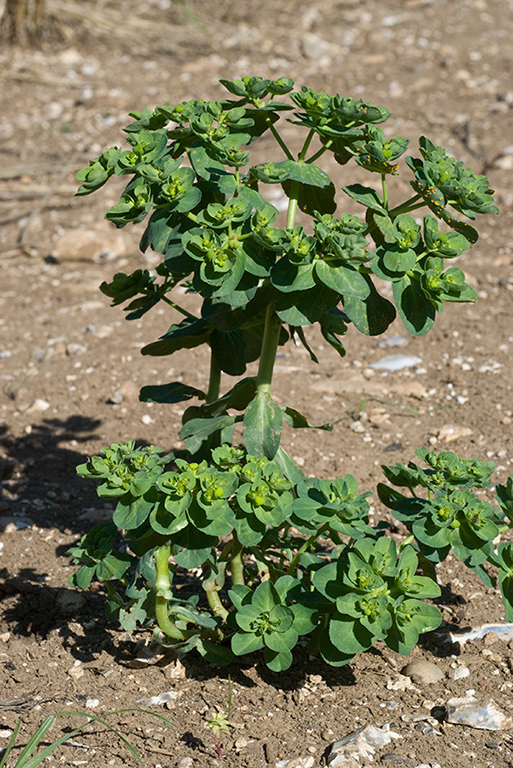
70, 75, 503, 671
0, 709, 174, 768
205, 676, 232, 760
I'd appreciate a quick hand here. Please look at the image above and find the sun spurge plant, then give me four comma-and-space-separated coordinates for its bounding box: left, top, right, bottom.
70, 75, 503, 670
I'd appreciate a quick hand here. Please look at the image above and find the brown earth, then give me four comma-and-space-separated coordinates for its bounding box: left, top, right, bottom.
1, 0, 513, 766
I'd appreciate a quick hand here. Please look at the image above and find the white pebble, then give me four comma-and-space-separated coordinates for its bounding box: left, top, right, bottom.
453, 666, 470, 680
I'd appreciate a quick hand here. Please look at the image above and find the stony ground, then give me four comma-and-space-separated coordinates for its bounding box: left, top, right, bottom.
1, 0, 513, 766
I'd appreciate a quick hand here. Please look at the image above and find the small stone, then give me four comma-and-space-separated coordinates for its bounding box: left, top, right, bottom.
349, 421, 365, 433
0, 729, 13, 738
141, 413, 155, 425
402, 659, 444, 685
389, 381, 427, 399
68, 663, 85, 680
86, 698, 99, 708
369, 355, 422, 372
446, 696, 512, 730
387, 675, 416, 691
453, 666, 470, 680
26, 399, 50, 414
276, 758, 315, 768
328, 725, 401, 766
378, 335, 408, 348
235, 736, 250, 751
169, 660, 186, 679
66, 342, 87, 356
434, 424, 473, 443
483, 631, 499, 646
107, 390, 124, 405
178, 758, 194, 768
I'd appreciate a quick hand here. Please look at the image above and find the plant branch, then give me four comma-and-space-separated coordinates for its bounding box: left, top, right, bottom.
287, 523, 330, 574
230, 532, 245, 585
267, 121, 294, 160
255, 300, 281, 396
154, 545, 190, 641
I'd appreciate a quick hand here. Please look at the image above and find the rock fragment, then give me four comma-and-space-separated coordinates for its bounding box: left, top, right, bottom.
432, 424, 473, 443
446, 696, 512, 730
369, 355, 422, 371
276, 757, 315, 768
327, 724, 401, 766
401, 659, 444, 685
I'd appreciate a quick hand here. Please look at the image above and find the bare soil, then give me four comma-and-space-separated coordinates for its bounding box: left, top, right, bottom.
1, 1, 513, 766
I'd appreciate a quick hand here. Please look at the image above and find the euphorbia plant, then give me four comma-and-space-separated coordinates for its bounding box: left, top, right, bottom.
69, 75, 505, 671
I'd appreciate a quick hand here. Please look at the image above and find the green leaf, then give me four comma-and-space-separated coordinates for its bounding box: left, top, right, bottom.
180, 414, 238, 441
142, 317, 209, 357
275, 283, 338, 325
172, 526, 217, 568
271, 159, 332, 188
231, 631, 265, 656
392, 275, 436, 336
271, 259, 316, 294
281, 405, 333, 431
113, 491, 156, 530
265, 627, 299, 653
382, 247, 418, 274
342, 184, 387, 214
282, 178, 337, 216
243, 391, 283, 459
273, 446, 305, 485
290, 602, 319, 635
263, 647, 293, 671
140, 382, 206, 404
195, 638, 234, 666
228, 584, 252, 611
344, 277, 396, 335
317, 628, 356, 666
189, 141, 227, 180
252, 579, 278, 611
235, 604, 263, 631
315, 260, 370, 299
210, 328, 246, 376
329, 613, 375, 654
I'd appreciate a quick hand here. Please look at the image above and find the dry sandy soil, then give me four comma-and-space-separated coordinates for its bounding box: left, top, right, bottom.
1, 1, 513, 766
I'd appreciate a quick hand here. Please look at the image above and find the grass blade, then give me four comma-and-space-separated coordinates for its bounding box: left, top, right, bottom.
0, 717, 22, 768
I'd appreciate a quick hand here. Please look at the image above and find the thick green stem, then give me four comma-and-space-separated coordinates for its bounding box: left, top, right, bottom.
255, 300, 282, 396
287, 523, 330, 575
230, 533, 245, 585
286, 180, 300, 231
205, 588, 229, 622
206, 355, 222, 404
154, 545, 189, 641
381, 174, 388, 211
398, 533, 415, 552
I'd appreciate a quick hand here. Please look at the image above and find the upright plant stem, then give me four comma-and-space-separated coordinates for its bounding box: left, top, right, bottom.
205, 588, 229, 621
154, 545, 189, 641
255, 300, 281, 396
230, 532, 245, 585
